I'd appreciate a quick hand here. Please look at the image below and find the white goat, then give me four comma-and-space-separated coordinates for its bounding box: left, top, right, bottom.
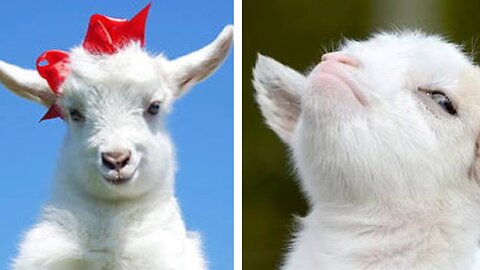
0, 6, 232, 270
254, 32, 480, 270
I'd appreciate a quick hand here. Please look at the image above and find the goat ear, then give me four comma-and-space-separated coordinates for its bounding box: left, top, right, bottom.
0, 60, 54, 106
253, 54, 305, 144
168, 25, 233, 97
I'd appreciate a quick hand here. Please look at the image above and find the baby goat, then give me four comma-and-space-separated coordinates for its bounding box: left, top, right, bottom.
254, 32, 480, 270
0, 5, 232, 270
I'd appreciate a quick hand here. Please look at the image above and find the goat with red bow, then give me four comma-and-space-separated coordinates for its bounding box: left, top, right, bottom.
0, 4, 232, 270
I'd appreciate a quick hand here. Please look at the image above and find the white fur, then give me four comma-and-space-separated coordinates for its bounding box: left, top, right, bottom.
254, 31, 480, 270
0, 23, 233, 270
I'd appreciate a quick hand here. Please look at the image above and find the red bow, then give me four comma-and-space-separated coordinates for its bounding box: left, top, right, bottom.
36, 4, 151, 121
83, 3, 151, 54
36, 50, 70, 121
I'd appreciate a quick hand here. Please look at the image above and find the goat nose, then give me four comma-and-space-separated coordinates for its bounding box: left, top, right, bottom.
321, 52, 359, 67
101, 150, 131, 170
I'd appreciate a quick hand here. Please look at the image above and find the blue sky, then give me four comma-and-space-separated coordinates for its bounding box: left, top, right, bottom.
0, 1, 232, 269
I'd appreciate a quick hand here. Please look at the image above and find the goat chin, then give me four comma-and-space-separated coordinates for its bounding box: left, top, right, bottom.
254, 31, 480, 270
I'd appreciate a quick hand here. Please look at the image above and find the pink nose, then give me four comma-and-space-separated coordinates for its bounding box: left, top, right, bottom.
321, 52, 359, 67
102, 150, 131, 171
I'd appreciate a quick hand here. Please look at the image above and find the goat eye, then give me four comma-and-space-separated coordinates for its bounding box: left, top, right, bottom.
147, 101, 161, 115
69, 109, 85, 122
420, 88, 457, 115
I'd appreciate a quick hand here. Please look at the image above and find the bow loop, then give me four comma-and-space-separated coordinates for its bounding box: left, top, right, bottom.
36, 50, 70, 121
83, 3, 151, 54
36, 50, 70, 94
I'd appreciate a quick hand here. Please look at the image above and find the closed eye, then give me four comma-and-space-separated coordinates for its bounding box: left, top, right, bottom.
417, 87, 457, 116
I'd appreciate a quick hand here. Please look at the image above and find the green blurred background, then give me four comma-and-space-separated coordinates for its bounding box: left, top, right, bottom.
243, 0, 480, 269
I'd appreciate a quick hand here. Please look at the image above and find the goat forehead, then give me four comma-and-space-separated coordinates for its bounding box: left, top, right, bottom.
64, 79, 159, 108
68, 44, 167, 85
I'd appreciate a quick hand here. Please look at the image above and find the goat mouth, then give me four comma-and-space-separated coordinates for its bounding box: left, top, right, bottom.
102, 171, 134, 185
309, 62, 367, 106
